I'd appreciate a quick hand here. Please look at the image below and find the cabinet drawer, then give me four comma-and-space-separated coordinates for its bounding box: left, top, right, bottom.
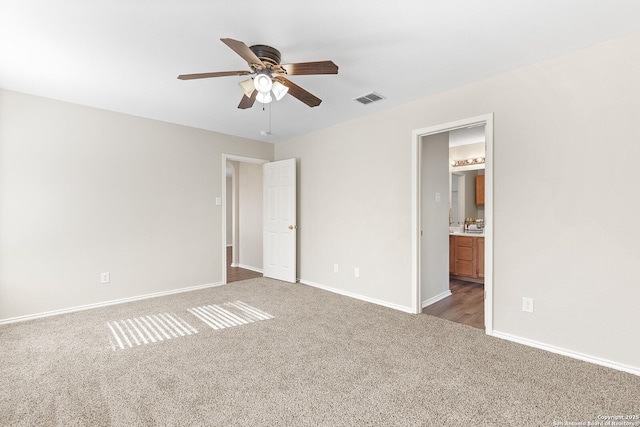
455, 236, 473, 247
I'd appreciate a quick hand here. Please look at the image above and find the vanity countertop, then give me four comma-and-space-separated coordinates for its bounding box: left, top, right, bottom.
449, 231, 484, 237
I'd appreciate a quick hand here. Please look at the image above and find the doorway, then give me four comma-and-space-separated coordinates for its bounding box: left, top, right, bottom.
222, 154, 269, 284
424, 138, 486, 329
411, 114, 494, 335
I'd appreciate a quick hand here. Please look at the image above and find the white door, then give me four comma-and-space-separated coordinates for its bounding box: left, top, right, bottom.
263, 159, 297, 282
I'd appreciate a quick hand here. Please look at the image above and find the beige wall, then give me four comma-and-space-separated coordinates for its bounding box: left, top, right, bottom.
238, 162, 263, 271
276, 119, 410, 309
421, 133, 450, 305
276, 32, 640, 370
0, 89, 273, 320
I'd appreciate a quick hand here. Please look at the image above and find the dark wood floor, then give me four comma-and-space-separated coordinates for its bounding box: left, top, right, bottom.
423, 279, 484, 329
226, 246, 262, 283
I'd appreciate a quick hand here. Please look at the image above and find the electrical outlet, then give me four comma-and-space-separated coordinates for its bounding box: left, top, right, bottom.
333, 264, 339, 273
354, 267, 360, 278
522, 297, 534, 313
100, 272, 110, 284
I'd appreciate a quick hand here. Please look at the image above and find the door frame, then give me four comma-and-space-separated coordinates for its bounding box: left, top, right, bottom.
221, 154, 269, 285
411, 113, 494, 334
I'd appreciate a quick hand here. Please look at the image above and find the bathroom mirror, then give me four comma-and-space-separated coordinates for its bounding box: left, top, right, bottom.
450, 167, 484, 226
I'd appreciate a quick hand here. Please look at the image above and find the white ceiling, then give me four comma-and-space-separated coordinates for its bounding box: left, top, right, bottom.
449, 126, 485, 147
2, 1, 639, 143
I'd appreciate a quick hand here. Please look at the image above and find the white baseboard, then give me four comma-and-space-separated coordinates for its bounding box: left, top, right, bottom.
422, 290, 452, 308
0, 281, 224, 325
230, 263, 238, 268
237, 264, 263, 274
492, 330, 640, 377
298, 278, 414, 314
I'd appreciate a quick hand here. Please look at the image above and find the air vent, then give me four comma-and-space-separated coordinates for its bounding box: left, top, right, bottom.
354, 92, 386, 105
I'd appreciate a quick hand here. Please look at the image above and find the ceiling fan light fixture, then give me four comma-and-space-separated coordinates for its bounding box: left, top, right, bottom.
272, 81, 289, 101
254, 73, 273, 94
238, 79, 255, 98
256, 92, 273, 104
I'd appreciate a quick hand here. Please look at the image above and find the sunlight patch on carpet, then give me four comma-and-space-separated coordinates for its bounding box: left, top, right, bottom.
107, 312, 198, 351
187, 300, 273, 330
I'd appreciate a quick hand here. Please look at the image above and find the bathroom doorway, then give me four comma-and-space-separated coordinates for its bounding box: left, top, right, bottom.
411, 114, 494, 334
424, 136, 486, 329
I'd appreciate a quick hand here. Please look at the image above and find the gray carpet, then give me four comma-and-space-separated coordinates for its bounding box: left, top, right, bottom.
1, 277, 638, 426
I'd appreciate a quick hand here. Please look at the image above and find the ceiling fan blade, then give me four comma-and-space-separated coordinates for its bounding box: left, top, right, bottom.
278, 60, 338, 76
177, 70, 252, 80
274, 76, 322, 107
238, 90, 257, 109
221, 38, 265, 69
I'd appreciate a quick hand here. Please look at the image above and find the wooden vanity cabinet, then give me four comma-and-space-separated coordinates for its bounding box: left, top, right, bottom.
450, 235, 484, 283
475, 175, 485, 206
454, 236, 474, 277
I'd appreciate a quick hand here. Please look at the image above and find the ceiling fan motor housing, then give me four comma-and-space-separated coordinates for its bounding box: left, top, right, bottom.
249, 44, 281, 68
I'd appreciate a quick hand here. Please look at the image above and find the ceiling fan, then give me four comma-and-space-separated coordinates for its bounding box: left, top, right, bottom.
178, 38, 338, 109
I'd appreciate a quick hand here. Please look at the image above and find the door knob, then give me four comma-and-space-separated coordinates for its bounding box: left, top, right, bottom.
288, 225, 298, 230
